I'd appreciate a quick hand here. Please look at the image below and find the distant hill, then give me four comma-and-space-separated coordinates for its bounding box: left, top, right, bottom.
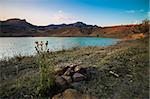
0, 19, 37, 36
42, 21, 97, 29
0, 18, 148, 38
0, 19, 98, 37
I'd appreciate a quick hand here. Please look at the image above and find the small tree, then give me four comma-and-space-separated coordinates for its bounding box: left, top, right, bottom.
140, 19, 149, 33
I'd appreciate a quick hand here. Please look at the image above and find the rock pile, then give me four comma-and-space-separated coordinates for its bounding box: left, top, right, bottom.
52, 64, 98, 99
54, 64, 88, 87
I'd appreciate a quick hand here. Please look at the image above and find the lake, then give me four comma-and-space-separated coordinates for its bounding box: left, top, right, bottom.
0, 37, 119, 59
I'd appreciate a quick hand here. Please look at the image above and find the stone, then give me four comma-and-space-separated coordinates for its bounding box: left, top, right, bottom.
63, 68, 74, 76
52, 88, 98, 99
52, 89, 80, 99
82, 94, 98, 99
52, 93, 62, 99
55, 76, 67, 86
74, 66, 81, 72
54, 66, 68, 75
70, 82, 83, 88
73, 73, 87, 82
70, 64, 78, 68
61, 75, 72, 83
74, 66, 87, 74
63, 89, 81, 99
109, 71, 119, 77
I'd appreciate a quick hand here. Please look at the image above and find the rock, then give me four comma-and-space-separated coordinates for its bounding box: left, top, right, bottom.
109, 71, 119, 77
73, 73, 87, 82
61, 75, 72, 83
55, 76, 67, 86
54, 66, 68, 75
74, 66, 81, 72
82, 94, 98, 99
52, 88, 98, 99
52, 93, 62, 99
63, 89, 80, 98
70, 82, 84, 88
52, 89, 79, 99
63, 68, 74, 76
74, 66, 87, 74
70, 64, 78, 68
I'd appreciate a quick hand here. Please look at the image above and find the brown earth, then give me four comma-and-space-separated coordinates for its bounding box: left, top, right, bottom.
1, 18, 148, 39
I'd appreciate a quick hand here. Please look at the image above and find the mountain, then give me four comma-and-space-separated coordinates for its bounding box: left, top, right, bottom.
0, 18, 147, 39
38, 21, 98, 30
0, 19, 37, 36
0, 19, 98, 37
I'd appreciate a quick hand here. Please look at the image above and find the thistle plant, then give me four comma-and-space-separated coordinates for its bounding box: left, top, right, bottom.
34, 41, 55, 96
35, 41, 49, 53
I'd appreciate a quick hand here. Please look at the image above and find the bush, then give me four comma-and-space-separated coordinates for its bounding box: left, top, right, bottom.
139, 19, 149, 33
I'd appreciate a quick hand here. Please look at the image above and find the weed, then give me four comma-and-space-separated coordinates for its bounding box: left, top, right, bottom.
34, 41, 55, 97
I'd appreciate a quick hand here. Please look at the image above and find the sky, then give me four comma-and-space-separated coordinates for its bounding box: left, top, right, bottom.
0, 0, 149, 26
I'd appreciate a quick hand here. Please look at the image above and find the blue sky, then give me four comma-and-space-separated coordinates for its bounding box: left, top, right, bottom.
0, 0, 149, 26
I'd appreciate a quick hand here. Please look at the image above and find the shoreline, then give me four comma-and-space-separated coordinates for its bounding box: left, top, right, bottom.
0, 37, 149, 98
0, 37, 121, 60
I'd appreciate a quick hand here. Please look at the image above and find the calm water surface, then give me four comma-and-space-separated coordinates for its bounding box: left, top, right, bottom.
0, 37, 119, 59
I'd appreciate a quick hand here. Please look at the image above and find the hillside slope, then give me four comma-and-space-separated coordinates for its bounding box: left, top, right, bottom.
0, 18, 148, 38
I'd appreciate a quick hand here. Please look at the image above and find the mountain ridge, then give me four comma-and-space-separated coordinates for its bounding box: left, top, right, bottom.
0, 18, 147, 39
1, 18, 98, 28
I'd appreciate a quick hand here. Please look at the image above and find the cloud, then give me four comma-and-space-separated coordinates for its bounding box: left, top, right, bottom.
125, 9, 145, 14
58, 10, 62, 13
148, 12, 150, 17
133, 20, 140, 24
139, 9, 144, 12
51, 10, 78, 24
126, 10, 136, 13
0, 6, 79, 25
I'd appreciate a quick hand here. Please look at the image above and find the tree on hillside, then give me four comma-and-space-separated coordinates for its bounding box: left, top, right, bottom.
140, 19, 149, 33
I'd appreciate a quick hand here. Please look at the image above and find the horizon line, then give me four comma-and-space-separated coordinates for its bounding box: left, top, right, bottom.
0, 18, 143, 27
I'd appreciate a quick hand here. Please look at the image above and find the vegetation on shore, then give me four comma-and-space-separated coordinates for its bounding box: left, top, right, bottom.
0, 36, 149, 98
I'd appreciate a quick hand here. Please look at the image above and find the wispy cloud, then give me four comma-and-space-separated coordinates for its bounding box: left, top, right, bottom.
126, 10, 136, 13
51, 10, 78, 24
125, 9, 145, 14
148, 12, 150, 17
139, 9, 144, 12
133, 20, 141, 24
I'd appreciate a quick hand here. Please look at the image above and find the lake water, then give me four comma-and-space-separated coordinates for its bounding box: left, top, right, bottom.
0, 37, 119, 59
